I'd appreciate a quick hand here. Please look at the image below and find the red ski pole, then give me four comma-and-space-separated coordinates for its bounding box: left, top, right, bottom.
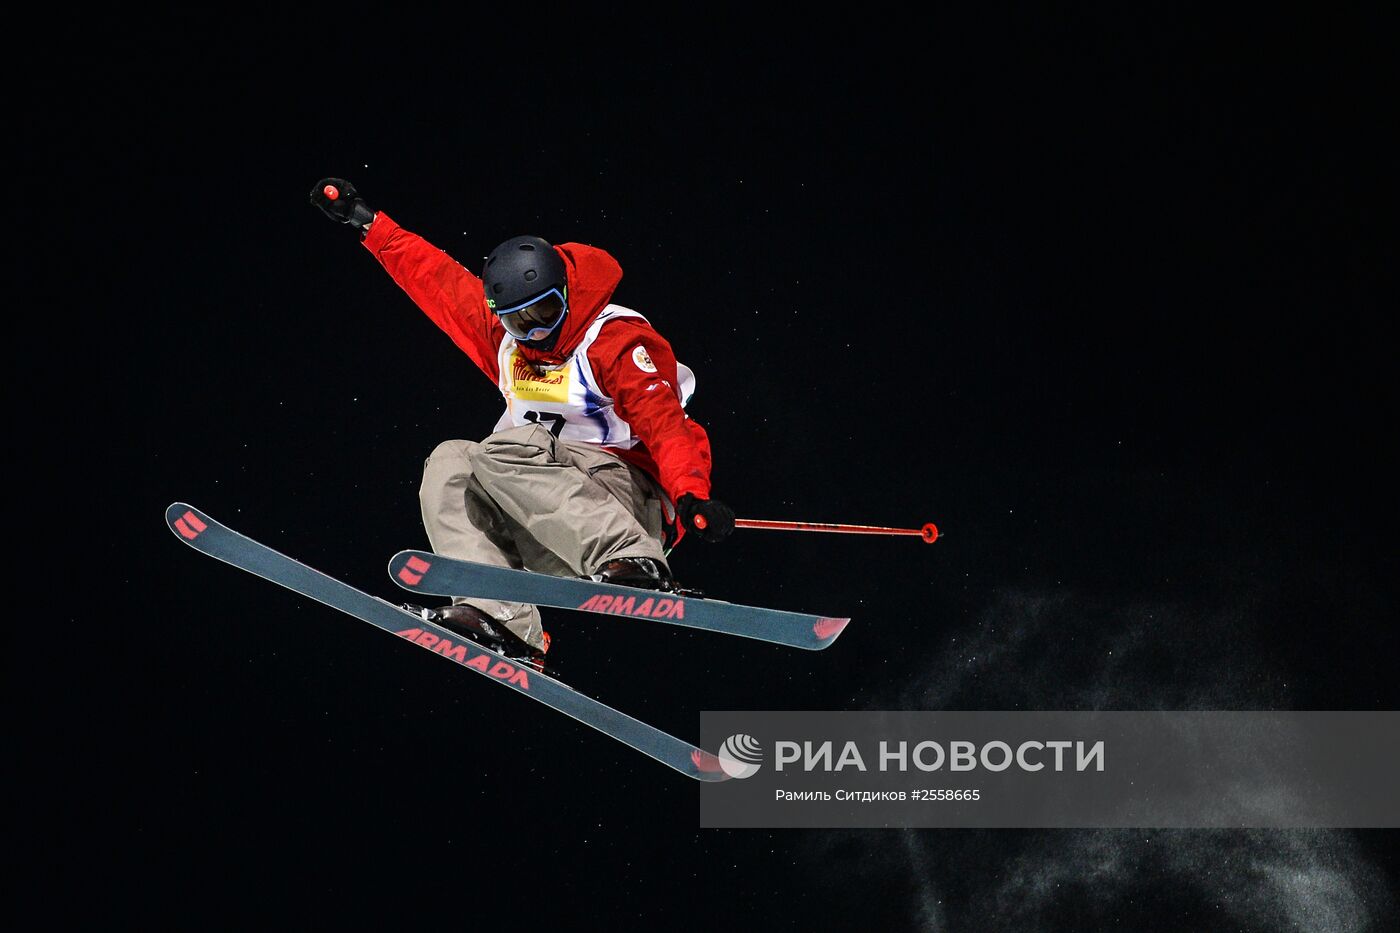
730, 518, 940, 543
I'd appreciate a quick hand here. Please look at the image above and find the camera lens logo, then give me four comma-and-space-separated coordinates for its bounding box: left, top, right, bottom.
719, 734, 763, 779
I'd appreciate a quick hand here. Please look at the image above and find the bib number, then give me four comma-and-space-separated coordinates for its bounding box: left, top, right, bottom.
523, 411, 566, 437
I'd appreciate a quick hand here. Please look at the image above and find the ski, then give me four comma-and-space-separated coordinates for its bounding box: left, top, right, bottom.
387, 550, 851, 651
164, 503, 729, 782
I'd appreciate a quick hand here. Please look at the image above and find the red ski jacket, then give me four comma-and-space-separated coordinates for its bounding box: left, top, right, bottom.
361, 213, 713, 508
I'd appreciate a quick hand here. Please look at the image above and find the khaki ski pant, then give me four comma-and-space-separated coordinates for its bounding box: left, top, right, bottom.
418, 423, 670, 650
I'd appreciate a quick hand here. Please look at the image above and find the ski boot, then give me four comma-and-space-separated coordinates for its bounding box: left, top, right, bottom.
401, 603, 554, 676
590, 557, 674, 590
588, 557, 706, 598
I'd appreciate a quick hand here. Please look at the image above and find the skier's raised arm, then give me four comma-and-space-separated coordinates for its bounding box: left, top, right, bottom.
310, 177, 501, 382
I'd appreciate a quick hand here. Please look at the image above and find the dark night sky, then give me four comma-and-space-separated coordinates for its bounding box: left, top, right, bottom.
23, 11, 1397, 931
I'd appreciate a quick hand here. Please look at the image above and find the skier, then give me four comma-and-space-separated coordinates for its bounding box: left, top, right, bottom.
310, 178, 734, 673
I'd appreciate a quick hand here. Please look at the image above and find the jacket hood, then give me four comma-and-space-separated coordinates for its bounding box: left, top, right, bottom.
516, 242, 622, 364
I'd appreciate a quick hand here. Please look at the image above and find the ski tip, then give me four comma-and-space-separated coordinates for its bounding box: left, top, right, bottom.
388, 550, 434, 589
812, 616, 851, 645
690, 748, 734, 782
166, 503, 210, 542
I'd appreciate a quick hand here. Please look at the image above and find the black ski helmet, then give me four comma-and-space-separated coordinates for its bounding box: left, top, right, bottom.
482, 235, 568, 314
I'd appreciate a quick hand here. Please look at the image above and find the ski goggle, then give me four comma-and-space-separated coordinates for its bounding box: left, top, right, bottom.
493, 287, 568, 342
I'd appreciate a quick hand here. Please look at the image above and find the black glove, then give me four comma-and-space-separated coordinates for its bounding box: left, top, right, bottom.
676, 493, 735, 543
309, 177, 376, 231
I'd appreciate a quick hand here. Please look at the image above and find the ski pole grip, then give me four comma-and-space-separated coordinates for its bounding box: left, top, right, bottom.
323, 184, 340, 200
